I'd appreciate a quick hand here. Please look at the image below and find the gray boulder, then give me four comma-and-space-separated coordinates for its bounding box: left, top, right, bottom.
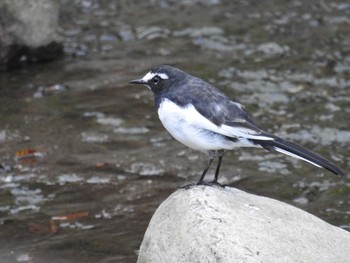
0, 0, 62, 70
138, 186, 350, 263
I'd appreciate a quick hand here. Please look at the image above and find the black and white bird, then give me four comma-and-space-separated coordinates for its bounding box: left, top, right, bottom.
130, 65, 344, 185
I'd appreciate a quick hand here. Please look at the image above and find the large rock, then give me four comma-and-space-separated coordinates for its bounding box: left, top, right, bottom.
138, 186, 350, 263
0, 0, 62, 70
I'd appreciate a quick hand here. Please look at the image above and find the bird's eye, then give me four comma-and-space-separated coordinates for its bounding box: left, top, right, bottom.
153, 76, 160, 84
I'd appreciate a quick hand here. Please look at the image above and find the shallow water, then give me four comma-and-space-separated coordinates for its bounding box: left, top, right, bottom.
1, 0, 349, 262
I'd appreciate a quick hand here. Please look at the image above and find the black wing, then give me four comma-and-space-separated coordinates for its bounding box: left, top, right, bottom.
168, 76, 269, 138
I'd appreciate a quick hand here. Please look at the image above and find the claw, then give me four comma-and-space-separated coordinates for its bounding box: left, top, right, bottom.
178, 180, 227, 189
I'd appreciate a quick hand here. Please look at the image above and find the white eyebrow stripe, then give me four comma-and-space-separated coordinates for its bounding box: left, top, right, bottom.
141, 72, 169, 82
142, 72, 156, 82
158, 73, 169, 79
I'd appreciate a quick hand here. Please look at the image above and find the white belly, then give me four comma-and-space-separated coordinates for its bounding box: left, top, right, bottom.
158, 99, 245, 152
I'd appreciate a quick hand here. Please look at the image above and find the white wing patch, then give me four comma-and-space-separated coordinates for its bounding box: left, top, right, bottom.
158, 99, 273, 152
162, 99, 272, 140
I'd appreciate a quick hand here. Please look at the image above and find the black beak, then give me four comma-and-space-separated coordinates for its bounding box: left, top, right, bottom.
129, 79, 146, 85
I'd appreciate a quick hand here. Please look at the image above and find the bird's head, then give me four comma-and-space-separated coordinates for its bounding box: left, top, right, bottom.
129, 65, 185, 94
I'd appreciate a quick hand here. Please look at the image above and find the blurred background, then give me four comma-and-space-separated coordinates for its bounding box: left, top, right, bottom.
0, 0, 349, 262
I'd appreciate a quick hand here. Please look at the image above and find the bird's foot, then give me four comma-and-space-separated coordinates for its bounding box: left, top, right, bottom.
178, 182, 197, 190
200, 180, 227, 188
179, 180, 227, 190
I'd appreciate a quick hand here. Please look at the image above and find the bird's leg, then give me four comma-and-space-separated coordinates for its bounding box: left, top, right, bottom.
196, 157, 214, 185
213, 155, 223, 183
179, 151, 226, 189
178, 157, 214, 189
208, 150, 226, 187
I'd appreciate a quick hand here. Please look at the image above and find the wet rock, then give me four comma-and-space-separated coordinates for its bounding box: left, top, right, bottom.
138, 186, 350, 263
136, 26, 170, 40
173, 27, 224, 37
127, 162, 165, 176
0, 0, 63, 71
81, 132, 109, 143
33, 83, 67, 98
257, 42, 289, 55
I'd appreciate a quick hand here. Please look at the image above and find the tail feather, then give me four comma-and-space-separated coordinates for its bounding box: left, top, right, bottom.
253, 138, 345, 176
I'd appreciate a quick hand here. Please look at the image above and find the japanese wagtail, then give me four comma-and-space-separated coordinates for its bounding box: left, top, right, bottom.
130, 65, 344, 185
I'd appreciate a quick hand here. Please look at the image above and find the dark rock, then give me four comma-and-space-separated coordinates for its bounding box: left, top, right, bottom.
0, 0, 63, 71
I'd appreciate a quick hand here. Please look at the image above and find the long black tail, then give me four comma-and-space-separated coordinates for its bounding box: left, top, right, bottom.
253, 137, 345, 176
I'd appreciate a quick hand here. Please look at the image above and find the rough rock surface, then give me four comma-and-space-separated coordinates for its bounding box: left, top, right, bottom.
138, 186, 350, 263
0, 0, 62, 70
